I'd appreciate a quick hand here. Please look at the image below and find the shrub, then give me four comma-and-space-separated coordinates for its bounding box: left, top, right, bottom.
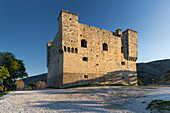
27, 83, 35, 89
35, 81, 46, 89
15, 80, 24, 90
137, 78, 144, 86
146, 99, 170, 112
27, 85, 32, 90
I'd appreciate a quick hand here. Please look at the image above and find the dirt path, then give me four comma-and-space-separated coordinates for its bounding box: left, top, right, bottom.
0, 86, 170, 113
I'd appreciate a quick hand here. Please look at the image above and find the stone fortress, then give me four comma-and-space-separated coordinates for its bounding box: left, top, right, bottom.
47, 10, 138, 88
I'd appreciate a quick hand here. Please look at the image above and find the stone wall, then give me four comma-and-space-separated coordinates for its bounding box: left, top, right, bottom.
47, 14, 63, 87
47, 10, 138, 88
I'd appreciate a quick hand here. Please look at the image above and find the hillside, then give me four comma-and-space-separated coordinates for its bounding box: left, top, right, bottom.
137, 59, 170, 85
22, 73, 47, 86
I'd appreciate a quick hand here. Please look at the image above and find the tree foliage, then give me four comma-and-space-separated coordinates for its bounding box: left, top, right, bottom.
0, 52, 28, 81
0, 66, 10, 91
0, 52, 28, 90
0, 66, 10, 81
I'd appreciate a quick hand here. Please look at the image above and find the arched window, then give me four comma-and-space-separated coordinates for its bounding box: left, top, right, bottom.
75, 48, 78, 54
81, 39, 87, 48
71, 48, 74, 53
64, 46, 66, 52
67, 47, 70, 53
121, 62, 125, 65
103, 43, 108, 51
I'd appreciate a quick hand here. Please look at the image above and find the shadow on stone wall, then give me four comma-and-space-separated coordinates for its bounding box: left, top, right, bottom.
62, 70, 137, 88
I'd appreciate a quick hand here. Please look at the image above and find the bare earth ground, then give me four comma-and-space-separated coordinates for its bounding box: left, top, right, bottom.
0, 86, 170, 113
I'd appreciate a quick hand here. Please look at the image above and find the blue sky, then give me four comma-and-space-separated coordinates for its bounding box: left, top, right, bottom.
0, 0, 170, 76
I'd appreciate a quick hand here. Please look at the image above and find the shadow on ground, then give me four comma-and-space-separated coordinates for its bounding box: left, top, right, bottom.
27, 86, 167, 112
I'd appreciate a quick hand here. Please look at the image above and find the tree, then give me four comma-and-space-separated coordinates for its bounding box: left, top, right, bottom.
0, 52, 28, 90
8, 59, 27, 81
0, 52, 15, 67
0, 66, 10, 91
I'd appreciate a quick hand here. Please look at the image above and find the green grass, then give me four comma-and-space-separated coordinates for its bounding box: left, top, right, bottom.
0, 91, 10, 97
146, 99, 170, 112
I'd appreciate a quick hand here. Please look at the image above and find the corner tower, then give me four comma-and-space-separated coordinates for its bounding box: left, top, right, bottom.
122, 29, 138, 61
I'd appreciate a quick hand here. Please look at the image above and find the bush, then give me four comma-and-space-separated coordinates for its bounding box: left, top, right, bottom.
15, 80, 24, 90
27, 85, 32, 90
35, 81, 46, 89
27, 83, 35, 89
146, 99, 170, 112
137, 78, 144, 86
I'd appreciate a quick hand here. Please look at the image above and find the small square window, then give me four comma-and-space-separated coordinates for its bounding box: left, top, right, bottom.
83, 57, 88, 61
84, 75, 88, 78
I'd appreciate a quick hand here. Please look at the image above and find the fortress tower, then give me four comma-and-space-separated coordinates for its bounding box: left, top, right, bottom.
47, 10, 138, 88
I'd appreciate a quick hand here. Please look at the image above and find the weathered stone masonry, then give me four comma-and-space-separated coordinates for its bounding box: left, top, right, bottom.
47, 10, 138, 88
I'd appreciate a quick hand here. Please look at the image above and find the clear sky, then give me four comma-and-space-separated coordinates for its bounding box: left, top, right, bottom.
0, 0, 170, 76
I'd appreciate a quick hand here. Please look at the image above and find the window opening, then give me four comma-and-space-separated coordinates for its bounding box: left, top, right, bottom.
84, 75, 88, 78
82, 57, 88, 61
71, 48, 74, 53
81, 39, 87, 48
75, 48, 78, 54
121, 62, 125, 65
103, 43, 108, 51
64, 46, 66, 52
67, 47, 70, 53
